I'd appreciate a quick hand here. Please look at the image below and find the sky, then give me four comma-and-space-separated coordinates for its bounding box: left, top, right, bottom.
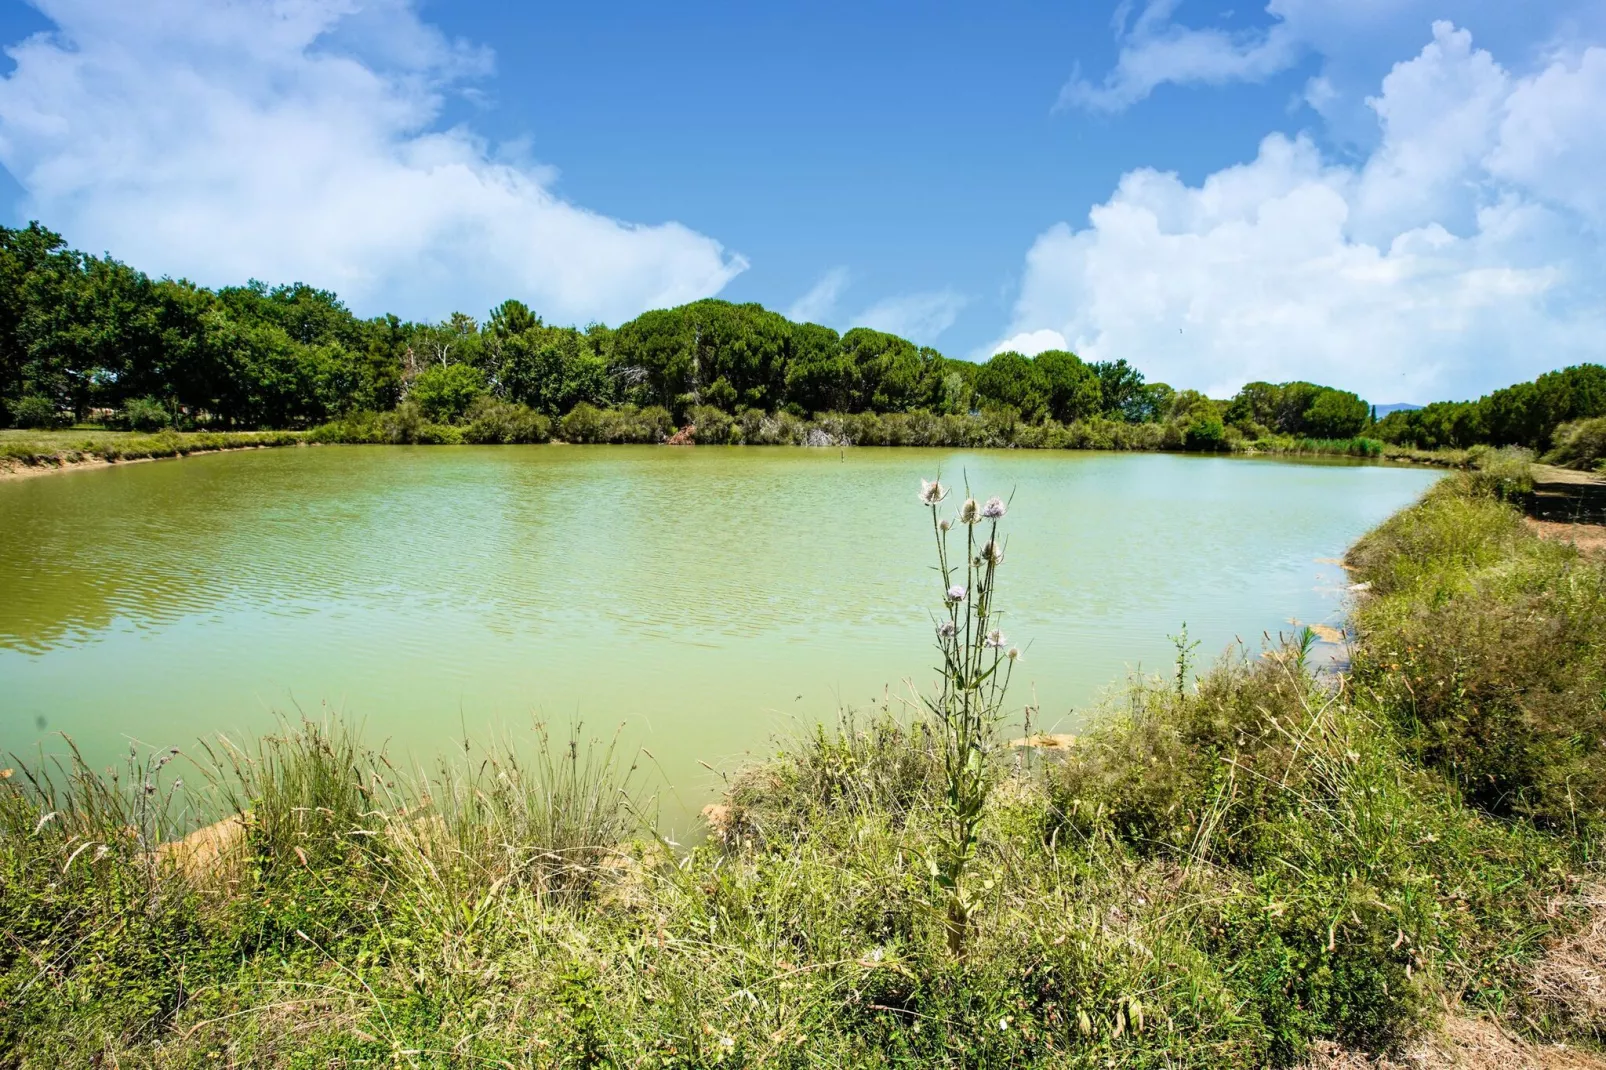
0, 1, 1602, 403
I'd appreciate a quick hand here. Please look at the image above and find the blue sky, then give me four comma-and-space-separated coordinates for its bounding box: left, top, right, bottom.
0, 1, 1602, 402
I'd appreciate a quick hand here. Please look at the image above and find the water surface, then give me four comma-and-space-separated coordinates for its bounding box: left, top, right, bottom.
0, 446, 1438, 820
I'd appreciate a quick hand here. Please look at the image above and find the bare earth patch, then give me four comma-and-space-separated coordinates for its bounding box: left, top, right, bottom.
1525, 518, 1606, 556
1306, 1017, 1606, 1069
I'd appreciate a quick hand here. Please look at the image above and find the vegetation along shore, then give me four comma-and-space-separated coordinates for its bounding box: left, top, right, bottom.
5, 455, 1606, 1066
3, 222, 1605, 477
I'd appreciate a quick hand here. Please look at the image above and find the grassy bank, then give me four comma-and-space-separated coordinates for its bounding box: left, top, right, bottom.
4, 473, 1602, 1067
0, 428, 308, 474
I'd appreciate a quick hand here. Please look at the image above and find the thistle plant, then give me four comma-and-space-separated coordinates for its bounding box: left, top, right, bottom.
919, 478, 1019, 956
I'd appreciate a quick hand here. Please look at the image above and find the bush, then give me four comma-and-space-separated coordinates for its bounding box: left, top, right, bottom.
10, 394, 62, 429
119, 396, 171, 432
1544, 416, 1606, 471
462, 399, 552, 444
559, 402, 671, 444
1183, 412, 1226, 451
684, 404, 734, 444
1465, 444, 1534, 500
409, 363, 487, 423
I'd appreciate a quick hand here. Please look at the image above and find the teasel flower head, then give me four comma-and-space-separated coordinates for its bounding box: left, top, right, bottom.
982, 539, 1005, 566
984, 629, 1006, 649
1006, 646, 1022, 662
937, 620, 957, 639
938, 518, 953, 532
958, 498, 981, 525
982, 496, 1006, 519
919, 479, 948, 506
946, 585, 967, 603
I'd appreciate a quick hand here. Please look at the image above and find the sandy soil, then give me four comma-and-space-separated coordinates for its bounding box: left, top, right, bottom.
1526, 517, 1606, 556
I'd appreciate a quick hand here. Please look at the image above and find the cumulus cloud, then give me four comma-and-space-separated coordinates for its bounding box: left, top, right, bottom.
855, 290, 967, 345
1008, 22, 1606, 401
0, 0, 746, 324
991, 329, 1069, 357
786, 266, 850, 325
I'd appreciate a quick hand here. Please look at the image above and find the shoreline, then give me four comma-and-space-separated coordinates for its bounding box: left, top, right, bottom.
0, 441, 309, 481
0, 432, 1466, 482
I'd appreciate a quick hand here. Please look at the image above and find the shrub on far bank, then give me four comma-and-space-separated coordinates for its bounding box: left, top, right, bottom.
1544, 416, 1606, 472
118, 396, 171, 432
462, 399, 552, 444
9, 394, 62, 429
559, 402, 672, 444
409, 363, 487, 423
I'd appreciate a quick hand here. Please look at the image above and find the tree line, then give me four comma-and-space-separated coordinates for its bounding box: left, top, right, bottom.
1373, 365, 1606, 451
1, 219, 1533, 450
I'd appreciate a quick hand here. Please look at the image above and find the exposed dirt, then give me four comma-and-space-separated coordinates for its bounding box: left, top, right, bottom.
1526, 517, 1606, 556
1305, 1017, 1606, 1069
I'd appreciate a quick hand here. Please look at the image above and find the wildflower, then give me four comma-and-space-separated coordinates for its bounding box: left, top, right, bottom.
937, 620, 957, 638
984, 630, 1006, 648
919, 479, 948, 506
1006, 646, 1022, 662
946, 585, 966, 603
981, 539, 1004, 566
718, 1036, 735, 1051
982, 496, 1006, 519
938, 518, 953, 532
958, 498, 981, 524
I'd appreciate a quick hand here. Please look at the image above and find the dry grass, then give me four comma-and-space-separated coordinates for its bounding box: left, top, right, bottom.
1307, 1017, 1606, 1069
1533, 887, 1606, 1037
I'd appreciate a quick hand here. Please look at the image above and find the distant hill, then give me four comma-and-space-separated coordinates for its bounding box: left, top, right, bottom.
1373, 403, 1421, 416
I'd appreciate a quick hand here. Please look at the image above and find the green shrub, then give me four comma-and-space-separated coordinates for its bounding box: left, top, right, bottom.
559, 402, 671, 443
118, 396, 171, 432
1465, 444, 1535, 500
684, 403, 734, 444
10, 394, 62, 429
462, 399, 552, 444
409, 363, 486, 423
1544, 416, 1606, 471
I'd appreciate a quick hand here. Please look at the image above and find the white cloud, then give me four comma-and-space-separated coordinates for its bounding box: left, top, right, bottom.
854, 290, 967, 345
0, 0, 746, 325
1060, 0, 1303, 113
785, 266, 849, 325
1007, 23, 1606, 401
991, 329, 1068, 357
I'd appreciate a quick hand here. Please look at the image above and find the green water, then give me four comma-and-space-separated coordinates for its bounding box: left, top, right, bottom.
0, 446, 1438, 821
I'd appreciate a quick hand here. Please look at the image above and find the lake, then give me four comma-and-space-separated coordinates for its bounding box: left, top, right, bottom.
0, 445, 1439, 825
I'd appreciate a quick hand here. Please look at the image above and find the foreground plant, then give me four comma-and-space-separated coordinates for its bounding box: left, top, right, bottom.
920, 477, 1019, 956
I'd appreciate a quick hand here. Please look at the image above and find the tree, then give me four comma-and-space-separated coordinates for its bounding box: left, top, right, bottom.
842, 328, 927, 412
1301, 389, 1370, 438
1086, 359, 1155, 421
1033, 350, 1102, 423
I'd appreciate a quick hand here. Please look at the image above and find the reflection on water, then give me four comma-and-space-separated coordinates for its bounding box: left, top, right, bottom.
0, 445, 1439, 818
